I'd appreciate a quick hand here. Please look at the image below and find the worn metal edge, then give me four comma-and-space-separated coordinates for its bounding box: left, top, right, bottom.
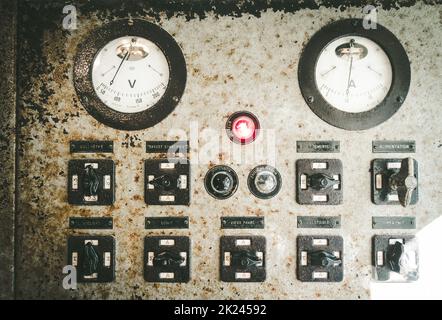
18, 0, 439, 23
0, 0, 16, 300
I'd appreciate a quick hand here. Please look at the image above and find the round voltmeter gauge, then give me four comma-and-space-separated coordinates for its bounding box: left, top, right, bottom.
73, 19, 186, 130
298, 19, 410, 130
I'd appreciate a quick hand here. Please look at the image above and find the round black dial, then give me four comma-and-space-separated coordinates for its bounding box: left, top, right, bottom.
298, 19, 410, 130
204, 166, 238, 200
73, 19, 186, 131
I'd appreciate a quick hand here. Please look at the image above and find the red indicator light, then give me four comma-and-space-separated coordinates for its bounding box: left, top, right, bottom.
232, 116, 256, 141
226, 111, 260, 144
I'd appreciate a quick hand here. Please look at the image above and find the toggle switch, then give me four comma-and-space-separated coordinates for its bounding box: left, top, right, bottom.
309, 250, 341, 268
84, 165, 100, 198
145, 158, 190, 205
68, 159, 115, 205
153, 250, 185, 267
296, 159, 343, 205
83, 241, 99, 277
372, 235, 419, 282
144, 236, 190, 283
297, 235, 343, 282
248, 165, 282, 199
67, 236, 115, 283
220, 236, 266, 282
205, 165, 238, 200
371, 157, 418, 207
308, 173, 340, 191
230, 250, 263, 269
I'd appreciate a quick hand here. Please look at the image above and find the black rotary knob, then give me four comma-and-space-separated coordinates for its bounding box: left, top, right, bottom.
204, 165, 238, 200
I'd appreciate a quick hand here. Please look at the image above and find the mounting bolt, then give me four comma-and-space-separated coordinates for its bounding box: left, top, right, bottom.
396, 96, 404, 103
307, 96, 314, 103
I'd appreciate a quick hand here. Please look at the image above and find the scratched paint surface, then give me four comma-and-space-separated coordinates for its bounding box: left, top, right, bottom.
0, 1, 16, 300
14, 1, 442, 299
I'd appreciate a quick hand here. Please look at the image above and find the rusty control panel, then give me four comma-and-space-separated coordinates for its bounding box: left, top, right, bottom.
1, 0, 441, 301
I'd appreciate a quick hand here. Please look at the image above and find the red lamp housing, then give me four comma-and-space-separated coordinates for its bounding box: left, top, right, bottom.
226, 111, 260, 145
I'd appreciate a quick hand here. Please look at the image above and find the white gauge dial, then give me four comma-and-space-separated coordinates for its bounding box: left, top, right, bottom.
92, 36, 170, 113
315, 36, 393, 113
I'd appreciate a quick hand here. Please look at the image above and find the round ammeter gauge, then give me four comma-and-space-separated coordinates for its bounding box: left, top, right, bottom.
298, 19, 410, 130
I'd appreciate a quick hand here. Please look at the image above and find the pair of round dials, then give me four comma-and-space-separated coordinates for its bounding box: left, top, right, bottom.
205, 165, 282, 200
74, 19, 410, 131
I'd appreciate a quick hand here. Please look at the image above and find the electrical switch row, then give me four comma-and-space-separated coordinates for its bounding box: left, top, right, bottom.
66, 235, 418, 283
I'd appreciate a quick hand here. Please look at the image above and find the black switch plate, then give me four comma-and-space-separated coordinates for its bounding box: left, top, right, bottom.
297, 235, 343, 282
144, 236, 190, 283
296, 159, 343, 205
371, 158, 418, 205
220, 236, 266, 282
144, 158, 190, 205
67, 235, 115, 283
372, 235, 419, 282
68, 159, 115, 205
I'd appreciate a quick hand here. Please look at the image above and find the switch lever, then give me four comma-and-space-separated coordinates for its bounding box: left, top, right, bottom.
389, 157, 418, 207
231, 250, 262, 268
309, 250, 341, 268
308, 173, 340, 191
83, 242, 99, 276
153, 250, 184, 267
150, 174, 176, 191
84, 165, 100, 196
386, 241, 404, 273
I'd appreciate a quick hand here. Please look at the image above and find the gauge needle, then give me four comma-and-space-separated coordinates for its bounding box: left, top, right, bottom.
110, 50, 130, 86
345, 40, 355, 97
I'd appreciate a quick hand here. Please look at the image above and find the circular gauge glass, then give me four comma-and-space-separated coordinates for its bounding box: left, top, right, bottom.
315, 36, 393, 113
298, 19, 410, 130
91, 36, 170, 113
73, 19, 186, 130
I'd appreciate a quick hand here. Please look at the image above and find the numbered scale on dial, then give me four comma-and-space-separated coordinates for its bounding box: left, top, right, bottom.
315, 36, 393, 113
74, 19, 186, 130
298, 19, 410, 130
92, 36, 170, 113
